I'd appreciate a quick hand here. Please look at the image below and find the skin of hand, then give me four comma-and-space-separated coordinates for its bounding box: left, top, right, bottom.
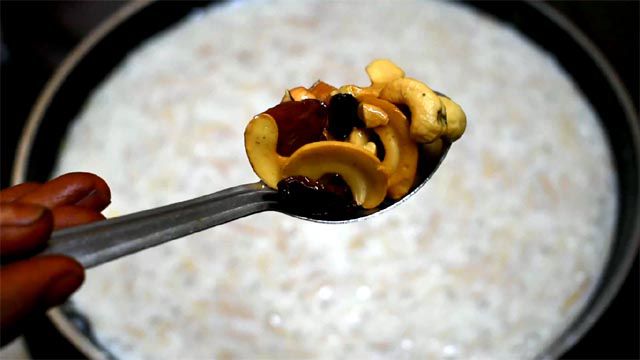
0, 172, 111, 346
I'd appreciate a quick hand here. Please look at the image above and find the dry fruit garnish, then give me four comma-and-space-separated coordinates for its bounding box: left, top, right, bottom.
244, 59, 466, 211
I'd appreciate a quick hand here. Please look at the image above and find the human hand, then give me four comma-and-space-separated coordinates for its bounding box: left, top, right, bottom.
0, 172, 110, 346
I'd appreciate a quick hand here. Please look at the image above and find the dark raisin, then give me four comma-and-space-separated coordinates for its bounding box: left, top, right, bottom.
277, 174, 357, 217
278, 176, 325, 200
264, 99, 328, 156
327, 93, 364, 140
318, 173, 352, 198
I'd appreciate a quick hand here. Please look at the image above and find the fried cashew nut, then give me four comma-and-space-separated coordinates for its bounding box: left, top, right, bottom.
289, 87, 317, 101
366, 59, 405, 85
364, 142, 377, 155
380, 78, 445, 144
348, 128, 369, 147
308, 81, 336, 103
348, 128, 377, 156
358, 102, 389, 128
334, 84, 381, 98
359, 95, 419, 199
282, 142, 388, 209
244, 114, 288, 188
439, 95, 467, 141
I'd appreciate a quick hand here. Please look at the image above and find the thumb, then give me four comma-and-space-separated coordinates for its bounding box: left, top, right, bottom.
0, 256, 84, 346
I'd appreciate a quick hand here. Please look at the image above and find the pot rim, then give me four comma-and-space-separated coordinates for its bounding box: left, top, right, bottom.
11, 2, 640, 359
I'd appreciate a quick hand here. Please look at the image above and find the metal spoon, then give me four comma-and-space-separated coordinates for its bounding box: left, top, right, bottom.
39, 141, 450, 268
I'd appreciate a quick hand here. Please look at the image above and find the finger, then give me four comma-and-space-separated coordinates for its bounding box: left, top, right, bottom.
0, 183, 42, 203
0, 203, 53, 258
19, 172, 111, 211
52, 206, 105, 230
0, 256, 84, 346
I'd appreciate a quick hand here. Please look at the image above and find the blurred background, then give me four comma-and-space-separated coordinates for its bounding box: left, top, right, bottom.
1, 1, 638, 359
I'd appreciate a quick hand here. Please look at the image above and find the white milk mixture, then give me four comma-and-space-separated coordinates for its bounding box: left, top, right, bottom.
55, 1, 617, 359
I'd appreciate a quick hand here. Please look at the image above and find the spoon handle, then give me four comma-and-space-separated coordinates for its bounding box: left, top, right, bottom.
39, 182, 278, 268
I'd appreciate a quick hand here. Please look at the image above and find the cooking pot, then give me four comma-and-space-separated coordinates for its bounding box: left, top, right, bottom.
12, 1, 639, 358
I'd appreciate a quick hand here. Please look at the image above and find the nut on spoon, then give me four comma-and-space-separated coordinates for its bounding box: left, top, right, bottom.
38, 141, 449, 268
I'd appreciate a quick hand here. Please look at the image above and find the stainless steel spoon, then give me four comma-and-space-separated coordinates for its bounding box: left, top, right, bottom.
40, 142, 450, 268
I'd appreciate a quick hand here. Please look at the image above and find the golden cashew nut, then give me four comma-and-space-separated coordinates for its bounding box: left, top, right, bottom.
365, 59, 405, 85
281, 86, 320, 103
358, 95, 419, 199
358, 102, 389, 128
439, 95, 467, 141
364, 142, 377, 155
308, 80, 336, 103
244, 114, 287, 188
288, 87, 316, 101
372, 125, 400, 181
379, 78, 445, 144
334, 84, 381, 98
348, 128, 369, 147
282, 141, 388, 209
348, 128, 377, 156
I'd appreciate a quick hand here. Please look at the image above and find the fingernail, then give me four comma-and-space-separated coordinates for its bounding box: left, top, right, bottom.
43, 272, 84, 308
2, 204, 47, 226
73, 188, 98, 205
74, 188, 111, 209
